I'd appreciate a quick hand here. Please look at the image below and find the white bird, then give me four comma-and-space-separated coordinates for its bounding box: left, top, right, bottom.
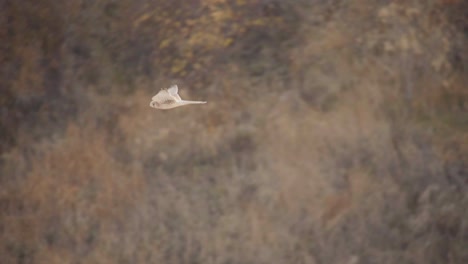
150, 84, 206, 110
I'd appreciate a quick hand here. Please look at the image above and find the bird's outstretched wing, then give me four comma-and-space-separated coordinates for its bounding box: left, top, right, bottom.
168, 85, 178, 95
152, 89, 176, 104
167, 84, 181, 101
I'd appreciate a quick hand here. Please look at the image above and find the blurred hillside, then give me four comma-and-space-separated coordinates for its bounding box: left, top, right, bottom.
1, 0, 467, 263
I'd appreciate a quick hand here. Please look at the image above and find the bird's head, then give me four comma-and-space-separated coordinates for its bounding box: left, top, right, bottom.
150, 101, 159, 108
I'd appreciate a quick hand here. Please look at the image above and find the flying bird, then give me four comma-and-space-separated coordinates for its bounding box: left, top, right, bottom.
150, 84, 206, 110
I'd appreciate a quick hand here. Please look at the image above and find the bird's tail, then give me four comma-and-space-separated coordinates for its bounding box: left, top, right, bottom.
180, 100, 207, 105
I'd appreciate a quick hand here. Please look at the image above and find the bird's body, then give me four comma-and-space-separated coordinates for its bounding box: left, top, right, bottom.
150, 85, 206, 110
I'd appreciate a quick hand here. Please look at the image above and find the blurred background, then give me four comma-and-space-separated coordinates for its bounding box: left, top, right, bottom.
1, 0, 467, 263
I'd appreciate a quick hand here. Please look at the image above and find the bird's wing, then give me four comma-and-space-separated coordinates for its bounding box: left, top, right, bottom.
168, 85, 178, 96
152, 89, 176, 103
167, 85, 182, 101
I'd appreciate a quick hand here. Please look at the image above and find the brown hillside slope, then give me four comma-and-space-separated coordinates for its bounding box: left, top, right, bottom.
1, 0, 467, 263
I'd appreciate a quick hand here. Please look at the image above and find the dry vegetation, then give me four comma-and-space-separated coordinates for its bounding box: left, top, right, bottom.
1, 0, 467, 263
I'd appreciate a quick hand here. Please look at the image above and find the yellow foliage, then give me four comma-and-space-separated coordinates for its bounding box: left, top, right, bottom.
133, 13, 152, 27
211, 9, 233, 22
202, 0, 227, 4
159, 39, 171, 49
171, 59, 188, 74
131, 1, 278, 78
223, 38, 234, 47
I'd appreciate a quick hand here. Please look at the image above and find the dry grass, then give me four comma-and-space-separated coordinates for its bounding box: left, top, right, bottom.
1, 0, 467, 263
